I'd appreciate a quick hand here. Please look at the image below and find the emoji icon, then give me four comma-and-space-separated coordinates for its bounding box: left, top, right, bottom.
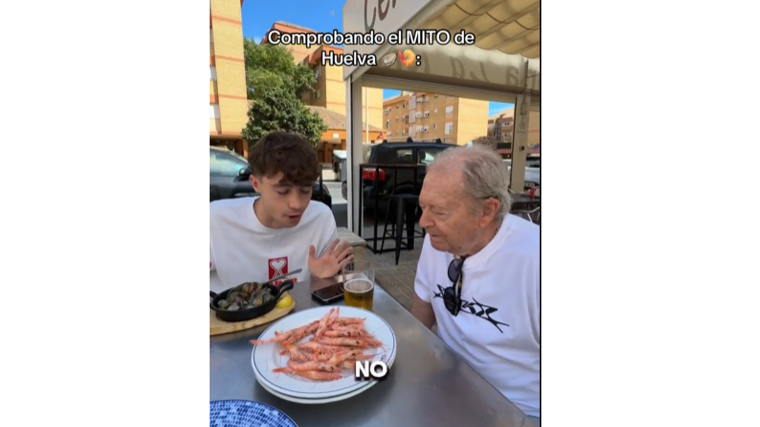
381, 52, 397, 67
398, 49, 416, 67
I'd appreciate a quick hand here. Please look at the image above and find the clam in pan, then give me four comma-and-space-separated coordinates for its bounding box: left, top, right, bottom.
217, 281, 275, 311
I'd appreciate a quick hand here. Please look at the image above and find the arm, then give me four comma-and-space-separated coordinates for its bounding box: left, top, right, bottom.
412, 294, 436, 330
411, 237, 436, 330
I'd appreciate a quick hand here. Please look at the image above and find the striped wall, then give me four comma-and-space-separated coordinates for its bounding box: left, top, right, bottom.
210, 0, 248, 140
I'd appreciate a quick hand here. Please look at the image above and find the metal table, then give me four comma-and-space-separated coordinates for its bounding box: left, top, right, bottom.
210, 274, 537, 427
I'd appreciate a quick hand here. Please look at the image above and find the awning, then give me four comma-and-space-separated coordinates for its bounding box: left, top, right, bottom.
341, 0, 540, 235
342, 0, 539, 95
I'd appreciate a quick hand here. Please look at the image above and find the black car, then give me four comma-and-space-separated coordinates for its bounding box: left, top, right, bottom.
210, 146, 331, 208
341, 140, 457, 213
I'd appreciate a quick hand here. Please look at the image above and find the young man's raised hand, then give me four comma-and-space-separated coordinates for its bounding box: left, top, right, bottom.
308, 239, 354, 279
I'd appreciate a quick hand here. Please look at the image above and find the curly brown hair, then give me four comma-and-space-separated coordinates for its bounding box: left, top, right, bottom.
248, 131, 319, 187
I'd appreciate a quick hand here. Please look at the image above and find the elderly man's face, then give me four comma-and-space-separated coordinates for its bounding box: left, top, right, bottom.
418, 168, 483, 255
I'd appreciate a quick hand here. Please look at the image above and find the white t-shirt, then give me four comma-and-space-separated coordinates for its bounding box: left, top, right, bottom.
414, 214, 540, 417
210, 197, 338, 291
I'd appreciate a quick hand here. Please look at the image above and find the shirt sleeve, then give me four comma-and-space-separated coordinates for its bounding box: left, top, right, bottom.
210, 242, 216, 272
413, 236, 434, 303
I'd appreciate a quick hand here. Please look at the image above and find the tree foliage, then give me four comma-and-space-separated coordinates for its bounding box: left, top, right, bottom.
241, 39, 326, 146
243, 84, 327, 145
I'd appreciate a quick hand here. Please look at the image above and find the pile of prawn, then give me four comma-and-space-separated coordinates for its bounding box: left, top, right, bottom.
250, 308, 385, 382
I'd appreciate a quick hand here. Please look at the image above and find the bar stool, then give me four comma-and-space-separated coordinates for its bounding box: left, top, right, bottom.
380, 194, 419, 265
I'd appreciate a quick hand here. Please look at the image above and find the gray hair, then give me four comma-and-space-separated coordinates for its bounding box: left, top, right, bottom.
428, 145, 512, 219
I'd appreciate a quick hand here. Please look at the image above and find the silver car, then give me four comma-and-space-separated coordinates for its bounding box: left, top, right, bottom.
504, 154, 540, 189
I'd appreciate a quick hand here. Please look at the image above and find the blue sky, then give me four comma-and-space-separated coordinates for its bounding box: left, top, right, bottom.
240, 1, 512, 117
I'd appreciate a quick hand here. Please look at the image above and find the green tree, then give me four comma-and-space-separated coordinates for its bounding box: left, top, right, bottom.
241, 39, 326, 145
243, 84, 327, 145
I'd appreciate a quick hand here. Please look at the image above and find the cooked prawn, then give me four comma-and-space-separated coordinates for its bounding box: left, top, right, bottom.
315, 307, 340, 338
323, 329, 366, 338
249, 330, 292, 345
281, 321, 319, 347
298, 341, 354, 354
281, 343, 311, 362
280, 359, 337, 372
316, 337, 370, 348
329, 324, 365, 332
336, 354, 373, 370
327, 350, 365, 365
333, 317, 365, 325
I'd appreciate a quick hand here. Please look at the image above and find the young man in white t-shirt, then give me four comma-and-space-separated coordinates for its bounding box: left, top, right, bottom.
210, 131, 353, 291
412, 145, 541, 425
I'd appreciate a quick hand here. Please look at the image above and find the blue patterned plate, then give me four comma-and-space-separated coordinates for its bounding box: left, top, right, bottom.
210, 400, 298, 427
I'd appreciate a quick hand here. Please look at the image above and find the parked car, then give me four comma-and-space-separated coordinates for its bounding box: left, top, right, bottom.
210, 146, 332, 208
504, 154, 540, 189
341, 140, 457, 213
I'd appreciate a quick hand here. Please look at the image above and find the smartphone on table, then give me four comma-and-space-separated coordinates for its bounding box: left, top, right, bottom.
311, 282, 344, 304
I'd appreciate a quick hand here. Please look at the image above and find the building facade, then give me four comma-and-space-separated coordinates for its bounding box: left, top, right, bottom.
488, 107, 540, 147
488, 108, 515, 143
210, 0, 249, 155
383, 91, 489, 145
306, 106, 383, 163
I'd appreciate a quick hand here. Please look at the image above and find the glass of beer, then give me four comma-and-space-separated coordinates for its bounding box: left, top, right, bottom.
342, 260, 375, 311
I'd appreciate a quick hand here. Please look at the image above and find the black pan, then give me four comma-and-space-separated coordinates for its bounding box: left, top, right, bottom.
210, 280, 295, 322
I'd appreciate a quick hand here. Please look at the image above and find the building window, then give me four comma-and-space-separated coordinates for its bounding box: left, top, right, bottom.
315, 90, 321, 99
434, 108, 438, 114
210, 66, 217, 81
314, 65, 321, 80
444, 122, 453, 135
210, 104, 220, 119
433, 123, 437, 130
445, 106, 453, 114
386, 120, 390, 128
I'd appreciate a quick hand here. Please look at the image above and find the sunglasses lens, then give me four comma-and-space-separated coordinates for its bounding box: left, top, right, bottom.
443, 287, 458, 315
448, 259, 461, 282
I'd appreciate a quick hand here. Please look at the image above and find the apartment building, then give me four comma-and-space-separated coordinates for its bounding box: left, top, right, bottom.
488, 108, 515, 143
487, 107, 541, 149
383, 92, 489, 145
261, 22, 384, 144
210, 0, 249, 155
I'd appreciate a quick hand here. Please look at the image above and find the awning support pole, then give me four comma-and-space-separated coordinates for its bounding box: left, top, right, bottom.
510, 61, 531, 192
346, 75, 364, 235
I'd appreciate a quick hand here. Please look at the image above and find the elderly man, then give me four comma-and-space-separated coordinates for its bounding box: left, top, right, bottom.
412, 145, 540, 425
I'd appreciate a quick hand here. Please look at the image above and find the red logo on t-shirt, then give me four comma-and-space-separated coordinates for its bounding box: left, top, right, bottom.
269, 257, 287, 278
268, 257, 296, 286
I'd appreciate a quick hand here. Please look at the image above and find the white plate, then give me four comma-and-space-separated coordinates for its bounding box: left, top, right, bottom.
255, 344, 396, 403
255, 349, 396, 404
251, 306, 396, 399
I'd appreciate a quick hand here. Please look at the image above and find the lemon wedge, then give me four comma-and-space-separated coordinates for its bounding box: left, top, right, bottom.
276, 294, 294, 309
